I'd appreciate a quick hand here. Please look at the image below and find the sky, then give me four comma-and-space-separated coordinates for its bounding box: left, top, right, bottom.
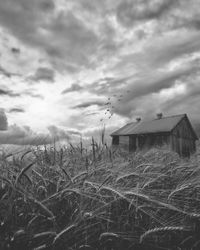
0, 0, 200, 146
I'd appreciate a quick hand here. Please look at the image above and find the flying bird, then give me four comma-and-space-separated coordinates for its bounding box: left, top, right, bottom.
11, 48, 20, 54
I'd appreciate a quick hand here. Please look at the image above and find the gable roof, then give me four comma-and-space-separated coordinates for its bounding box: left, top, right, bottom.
111, 122, 139, 136
111, 114, 198, 139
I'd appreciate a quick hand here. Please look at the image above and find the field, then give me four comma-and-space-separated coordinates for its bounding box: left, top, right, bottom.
1, 141, 200, 250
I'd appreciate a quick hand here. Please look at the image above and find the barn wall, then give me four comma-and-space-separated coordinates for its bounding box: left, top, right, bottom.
171, 117, 196, 156
136, 133, 170, 151
119, 136, 129, 150
129, 135, 136, 152
118, 133, 171, 152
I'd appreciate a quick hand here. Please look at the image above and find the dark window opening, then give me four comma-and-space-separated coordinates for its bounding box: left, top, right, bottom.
112, 136, 119, 145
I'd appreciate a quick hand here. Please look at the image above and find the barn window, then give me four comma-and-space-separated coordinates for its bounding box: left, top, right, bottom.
112, 136, 119, 145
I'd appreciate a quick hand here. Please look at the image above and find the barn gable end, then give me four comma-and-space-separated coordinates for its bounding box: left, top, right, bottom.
170, 115, 197, 156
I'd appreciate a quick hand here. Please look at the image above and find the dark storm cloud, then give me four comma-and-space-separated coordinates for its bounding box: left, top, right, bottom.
147, 34, 200, 68
30, 67, 55, 83
126, 66, 197, 102
0, 1, 100, 72
9, 108, 25, 113
84, 76, 132, 96
44, 12, 99, 70
62, 76, 128, 96
117, 0, 177, 27
72, 101, 105, 109
0, 65, 21, 78
0, 0, 54, 45
74, 0, 110, 14
39, 0, 55, 12
114, 32, 200, 73
111, 64, 198, 118
0, 89, 12, 96
0, 0, 118, 73
162, 78, 200, 116
165, 15, 200, 31
0, 88, 20, 97
62, 83, 83, 94
116, 0, 200, 39
187, 17, 200, 30
162, 94, 200, 129
155, 0, 200, 32
0, 109, 8, 130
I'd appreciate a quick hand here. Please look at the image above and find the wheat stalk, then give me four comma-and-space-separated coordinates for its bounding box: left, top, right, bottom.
140, 226, 191, 243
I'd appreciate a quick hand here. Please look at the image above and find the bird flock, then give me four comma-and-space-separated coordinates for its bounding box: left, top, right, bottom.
100, 89, 131, 123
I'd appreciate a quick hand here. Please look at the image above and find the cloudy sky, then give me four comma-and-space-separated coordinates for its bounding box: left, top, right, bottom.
0, 0, 200, 146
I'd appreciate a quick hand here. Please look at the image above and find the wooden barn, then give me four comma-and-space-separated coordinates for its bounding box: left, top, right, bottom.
111, 114, 198, 157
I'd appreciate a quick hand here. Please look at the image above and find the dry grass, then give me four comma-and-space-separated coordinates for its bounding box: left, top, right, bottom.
0, 140, 200, 249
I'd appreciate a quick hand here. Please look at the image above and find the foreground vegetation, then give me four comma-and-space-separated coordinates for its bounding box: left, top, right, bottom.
1, 141, 200, 250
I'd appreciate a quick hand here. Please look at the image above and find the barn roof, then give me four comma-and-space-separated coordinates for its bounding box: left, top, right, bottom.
111, 122, 139, 136
111, 114, 198, 139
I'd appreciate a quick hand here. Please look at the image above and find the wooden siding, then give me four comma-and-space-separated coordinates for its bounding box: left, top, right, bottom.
129, 135, 136, 152
119, 136, 129, 150
118, 133, 170, 152
136, 133, 170, 150
171, 117, 196, 156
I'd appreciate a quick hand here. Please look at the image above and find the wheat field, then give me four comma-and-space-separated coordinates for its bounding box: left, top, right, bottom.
1, 141, 200, 250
